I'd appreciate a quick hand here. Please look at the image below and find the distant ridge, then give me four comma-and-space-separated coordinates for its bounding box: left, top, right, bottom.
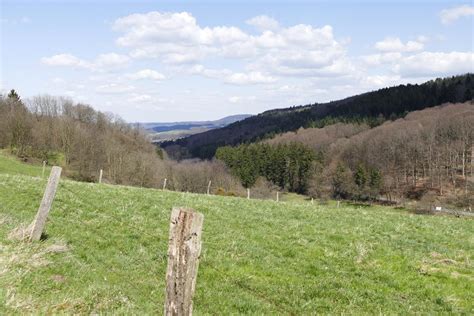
139, 114, 252, 143
139, 114, 252, 132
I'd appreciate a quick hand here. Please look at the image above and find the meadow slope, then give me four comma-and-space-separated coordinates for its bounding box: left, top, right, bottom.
0, 156, 473, 314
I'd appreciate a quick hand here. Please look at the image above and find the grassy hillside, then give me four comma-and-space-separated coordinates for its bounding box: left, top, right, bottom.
0, 150, 51, 177
0, 158, 473, 314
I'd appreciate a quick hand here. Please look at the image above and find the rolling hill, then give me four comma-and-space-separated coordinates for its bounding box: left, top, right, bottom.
162, 74, 473, 159
138, 114, 252, 143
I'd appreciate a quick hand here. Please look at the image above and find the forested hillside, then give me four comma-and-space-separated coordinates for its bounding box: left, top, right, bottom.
214, 103, 473, 208
0, 91, 244, 194
163, 74, 473, 159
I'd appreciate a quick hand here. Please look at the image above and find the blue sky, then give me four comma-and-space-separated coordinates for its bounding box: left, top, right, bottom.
1, 0, 473, 122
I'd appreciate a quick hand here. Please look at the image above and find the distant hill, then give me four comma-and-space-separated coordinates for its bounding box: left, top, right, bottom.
139, 114, 252, 142
162, 74, 474, 159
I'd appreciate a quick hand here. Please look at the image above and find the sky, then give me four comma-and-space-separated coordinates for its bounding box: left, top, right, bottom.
1, 0, 473, 122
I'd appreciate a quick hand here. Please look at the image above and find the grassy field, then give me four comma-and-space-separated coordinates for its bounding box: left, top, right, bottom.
0, 155, 473, 314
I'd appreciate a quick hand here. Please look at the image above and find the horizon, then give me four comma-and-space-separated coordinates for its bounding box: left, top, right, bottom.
1, 0, 473, 122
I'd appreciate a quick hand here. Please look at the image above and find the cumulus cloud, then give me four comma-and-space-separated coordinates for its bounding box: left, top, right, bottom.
440, 5, 474, 25
374, 37, 424, 53
111, 11, 353, 79
394, 51, 474, 77
246, 15, 279, 31
126, 69, 166, 80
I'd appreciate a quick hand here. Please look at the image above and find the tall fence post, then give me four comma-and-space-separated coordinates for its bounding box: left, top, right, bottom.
207, 180, 212, 195
29, 166, 62, 241
99, 169, 103, 184
42, 161, 46, 178
276, 191, 279, 202
311, 198, 314, 205
165, 207, 204, 316
163, 178, 167, 190
247, 188, 250, 200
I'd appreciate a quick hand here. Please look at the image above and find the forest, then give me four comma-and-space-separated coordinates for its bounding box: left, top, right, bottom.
210, 103, 473, 207
163, 74, 474, 159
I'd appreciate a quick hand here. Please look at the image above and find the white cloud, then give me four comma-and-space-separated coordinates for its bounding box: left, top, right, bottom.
41, 52, 129, 71
94, 53, 130, 69
41, 54, 92, 69
374, 37, 424, 53
394, 51, 474, 77
440, 5, 474, 25
228, 96, 240, 103
112, 11, 353, 79
361, 75, 402, 88
126, 69, 166, 80
225, 72, 277, 85
246, 15, 279, 31
188, 64, 231, 79
96, 83, 135, 94
228, 96, 257, 103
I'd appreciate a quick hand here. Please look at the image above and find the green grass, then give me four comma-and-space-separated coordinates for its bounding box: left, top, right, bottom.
0, 156, 473, 314
0, 150, 51, 178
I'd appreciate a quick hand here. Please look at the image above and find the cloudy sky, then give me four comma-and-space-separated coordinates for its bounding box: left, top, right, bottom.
1, 0, 473, 122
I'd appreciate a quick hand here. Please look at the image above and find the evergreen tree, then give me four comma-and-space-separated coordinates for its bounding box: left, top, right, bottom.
7, 89, 20, 102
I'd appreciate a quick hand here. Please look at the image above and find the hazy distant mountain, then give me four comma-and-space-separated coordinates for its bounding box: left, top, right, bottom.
139, 114, 252, 142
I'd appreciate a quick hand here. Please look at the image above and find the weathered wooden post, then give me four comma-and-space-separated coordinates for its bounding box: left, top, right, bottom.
276, 191, 279, 202
165, 207, 204, 316
163, 178, 168, 190
42, 161, 46, 178
247, 188, 250, 200
337, 201, 340, 208
29, 166, 62, 241
207, 180, 211, 195
99, 169, 103, 184
311, 198, 314, 205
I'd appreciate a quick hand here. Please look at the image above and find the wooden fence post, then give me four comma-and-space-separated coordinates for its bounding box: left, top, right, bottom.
163, 178, 167, 190
337, 201, 340, 208
42, 161, 46, 178
276, 191, 279, 202
99, 169, 103, 184
207, 180, 211, 195
29, 166, 62, 241
311, 198, 314, 205
247, 188, 250, 200
165, 207, 204, 316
